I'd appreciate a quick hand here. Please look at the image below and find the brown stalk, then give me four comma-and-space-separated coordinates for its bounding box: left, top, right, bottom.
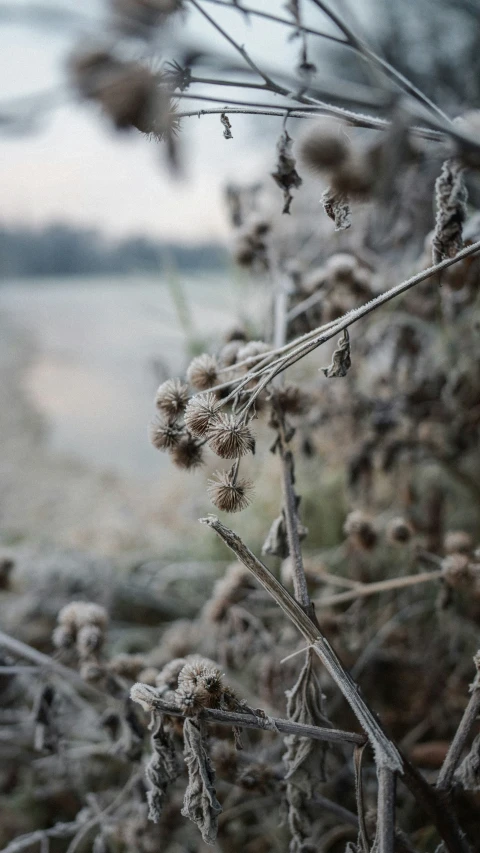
199, 516, 471, 853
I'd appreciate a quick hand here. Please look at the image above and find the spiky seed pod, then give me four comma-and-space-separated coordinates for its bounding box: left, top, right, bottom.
299, 120, 349, 172
74, 603, 109, 630
170, 435, 204, 470
186, 354, 219, 390
385, 517, 414, 545
207, 470, 253, 513
177, 660, 224, 705
175, 684, 209, 715
236, 340, 270, 364
444, 530, 473, 555
207, 414, 255, 459
77, 624, 104, 658
52, 624, 75, 650
149, 416, 184, 450
156, 658, 188, 691
184, 393, 220, 437
343, 509, 377, 550
155, 378, 189, 417
219, 340, 242, 367
109, 653, 147, 679
274, 384, 310, 416
137, 667, 160, 686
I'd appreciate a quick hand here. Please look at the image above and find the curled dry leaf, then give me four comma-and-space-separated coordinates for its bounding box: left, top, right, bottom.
321, 186, 352, 231
146, 719, 182, 822
322, 328, 351, 378
432, 158, 467, 264
220, 113, 233, 140
181, 717, 222, 845
271, 130, 302, 214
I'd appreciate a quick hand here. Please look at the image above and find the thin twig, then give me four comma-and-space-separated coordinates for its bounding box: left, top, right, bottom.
200, 514, 402, 771
437, 665, 480, 791
143, 692, 365, 745
314, 569, 442, 609
201, 0, 347, 44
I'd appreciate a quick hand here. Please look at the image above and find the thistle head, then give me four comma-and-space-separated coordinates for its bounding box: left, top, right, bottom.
149, 416, 184, 450
155, 378, 189, 417
207, 414, 255, 459
184, 392, 220, 437
207, 469, 253, 513
186, 354, 219, 390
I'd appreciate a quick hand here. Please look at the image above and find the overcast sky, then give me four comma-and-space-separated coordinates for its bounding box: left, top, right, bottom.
0, 1, 339, 242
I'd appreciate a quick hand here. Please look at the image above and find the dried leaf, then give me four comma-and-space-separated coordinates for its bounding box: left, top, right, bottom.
321, 186, 351, 231
322, 329, 351, 378
271, 130, 302, 214
432, 158, 467, 264
284, 650, 331, 792
181, 718, 222, 845
220, 112, 233, 140
146, 719, 182, 822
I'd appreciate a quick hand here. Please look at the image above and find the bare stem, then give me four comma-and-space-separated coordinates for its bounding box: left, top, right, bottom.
437, 678, 480, 790
200, 514, 402, 772
139, 691, 365, 746
376, 766, 396, 853
314, 569, 442, 609
201, 0, 347, 44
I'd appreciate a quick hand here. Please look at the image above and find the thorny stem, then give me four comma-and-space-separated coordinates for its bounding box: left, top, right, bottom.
436, 668, 480, 791
200, 516, 471, 853
376, 766, 396, 853
314, 568, 443, 609
143, 692, 365, 745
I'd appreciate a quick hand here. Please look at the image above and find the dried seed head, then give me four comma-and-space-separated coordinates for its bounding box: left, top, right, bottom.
343, 510, 377, 549
174, 684, 209, 715
441, 553, 472, 587
219, 340, 243, 367
57, 601, 108, 631
170, 435, 204, 470
149, 416, 184, 450
332, 151, 374, 197
203, 562, 255, 622
138, 667, 160, 686
155, 378, 189, 417
385, 517, 414, 545
76, 624, 104, 659
273, 384, 310, 416
236, 340, 270, 364
178, 659, 224, 703
110, 0, 184, 34
109, 653, 147, 679
207, 414, 255, 459
186, 354, 219, 390
299, 120, 349, 172
207, 470, 254, 513
224, 327, 247, 343
444, 530, 473, 556
184, 392, 220, 437
156, 658, 187, 690
52, 624, 75, 650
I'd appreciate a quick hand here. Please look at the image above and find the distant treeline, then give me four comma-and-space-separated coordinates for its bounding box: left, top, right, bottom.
0, 223, 228, 278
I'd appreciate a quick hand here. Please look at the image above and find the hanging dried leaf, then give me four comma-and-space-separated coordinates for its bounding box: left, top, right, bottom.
432, 158, 467, 264
284, 651, 331, 852
321, 186, 352, 231
283, 650, 331, 791
220, 112, 233, 140
455, 732, 480, 791
262, 514, 289, 558
145, 718, 182, 822
181, 718, 222, 845
33, 684, 57, 753
322, 329, 351, 378
271, 130, 303, 214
